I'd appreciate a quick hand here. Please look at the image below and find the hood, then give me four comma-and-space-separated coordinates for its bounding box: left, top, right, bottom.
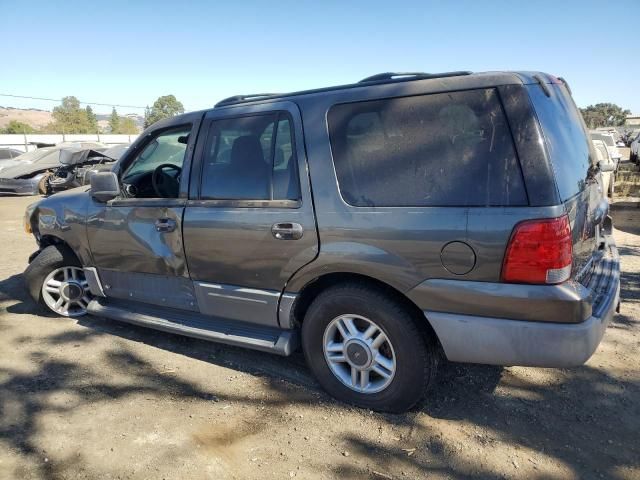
0, 161, 52, 179
0, 159, 23, 172
0, 150, 61, 179
35, 185, 91, 209
27, 186, 91, 233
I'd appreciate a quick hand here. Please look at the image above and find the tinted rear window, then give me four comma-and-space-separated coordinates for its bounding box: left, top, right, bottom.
327, 88, 527, 207
527, 84, 595, 201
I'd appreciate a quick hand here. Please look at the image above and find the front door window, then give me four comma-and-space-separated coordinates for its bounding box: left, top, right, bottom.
121, 126, 191, 198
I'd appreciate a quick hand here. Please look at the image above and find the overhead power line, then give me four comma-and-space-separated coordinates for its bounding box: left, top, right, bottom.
0, 93, 147, 110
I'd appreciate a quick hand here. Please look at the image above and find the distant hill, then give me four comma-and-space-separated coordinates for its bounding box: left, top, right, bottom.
95, 113, 145, 130
0, 107, 145, 132
0, 107, 52, 129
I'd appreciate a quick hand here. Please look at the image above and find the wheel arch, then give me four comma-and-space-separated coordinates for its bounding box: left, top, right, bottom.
290, 271, 441, 349
32, 235, 80, 264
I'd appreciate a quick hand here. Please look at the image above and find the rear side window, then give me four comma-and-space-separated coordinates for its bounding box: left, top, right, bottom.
200, 113, 300, 201
327, 88, 527, 207
527, 83, 594, 201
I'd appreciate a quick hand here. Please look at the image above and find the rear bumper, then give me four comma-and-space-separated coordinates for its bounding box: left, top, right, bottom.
422, 242, 620, 367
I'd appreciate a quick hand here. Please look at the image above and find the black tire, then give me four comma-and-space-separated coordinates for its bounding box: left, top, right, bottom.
37, 173, 51, 195
24, 245, 81, 312
301, 283, 438, 413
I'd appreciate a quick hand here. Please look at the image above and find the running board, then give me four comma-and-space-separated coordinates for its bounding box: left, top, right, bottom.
86, 298, 298, 356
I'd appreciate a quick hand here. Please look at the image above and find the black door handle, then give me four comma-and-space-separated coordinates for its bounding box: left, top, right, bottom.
155, 218, 176, 232
272, 222, 303, 240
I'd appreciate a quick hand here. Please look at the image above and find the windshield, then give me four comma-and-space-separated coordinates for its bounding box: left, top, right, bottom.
102, 144, 129, 160
122, 128, 188, 180
590, 133, 617, 148
12, 148, 56, 164
603, 136, 615, 147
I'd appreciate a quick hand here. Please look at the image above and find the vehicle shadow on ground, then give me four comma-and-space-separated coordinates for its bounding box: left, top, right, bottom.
617, 245, 640, 308
4, 308, 639, 479
3, 267, 640, 479
336, 362, 640, 479
0, 272, 56, 317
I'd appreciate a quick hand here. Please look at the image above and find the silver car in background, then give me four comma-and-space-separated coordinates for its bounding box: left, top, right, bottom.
590, 131, 622, 171
631, 131, 640, 164
592, 138, 616, 197
0, 143, 105, 195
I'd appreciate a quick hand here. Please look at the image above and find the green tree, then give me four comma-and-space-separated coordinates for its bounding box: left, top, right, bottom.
86, 105, 98, 133
0, 120, 35, 134
51, 96, 92, 133
144, 95, 184, 128
117, 117, 139, 134
580, 103, 631, 129
108, 108, 120, 134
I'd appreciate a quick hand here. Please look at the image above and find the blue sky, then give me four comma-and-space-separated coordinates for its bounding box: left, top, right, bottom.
1, 0, 638, 115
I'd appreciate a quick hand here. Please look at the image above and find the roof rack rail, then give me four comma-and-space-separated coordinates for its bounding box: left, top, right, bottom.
215, 93, 281, 107
358, 71, 472, 83
213, 71, 475, 108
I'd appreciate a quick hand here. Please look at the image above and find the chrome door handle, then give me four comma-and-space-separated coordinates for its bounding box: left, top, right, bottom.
155, 218, 176, 232
272, 222, 303, 240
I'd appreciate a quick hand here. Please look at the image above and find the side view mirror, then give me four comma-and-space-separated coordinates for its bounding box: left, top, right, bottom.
90, 171, 120, 202
599, 162, 615, 173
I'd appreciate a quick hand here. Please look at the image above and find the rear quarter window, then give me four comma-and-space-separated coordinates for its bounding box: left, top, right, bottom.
527, 84, 595, 201
327, 88, 527, 207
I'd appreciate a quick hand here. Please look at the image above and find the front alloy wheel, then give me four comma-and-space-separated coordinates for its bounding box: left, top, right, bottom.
41, 266, 92, 316
24, 245, 93, 317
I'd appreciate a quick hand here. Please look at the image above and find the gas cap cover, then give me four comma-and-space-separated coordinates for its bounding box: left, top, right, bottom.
440, 241, 476, 275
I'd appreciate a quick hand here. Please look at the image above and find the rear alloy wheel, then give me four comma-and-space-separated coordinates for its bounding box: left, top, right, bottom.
302, 283, 438, 413
41, 266, 92, 316
323, 314, 396, 394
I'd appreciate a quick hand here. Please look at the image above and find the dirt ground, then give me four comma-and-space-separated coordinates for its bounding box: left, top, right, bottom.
1, 192, 639, 480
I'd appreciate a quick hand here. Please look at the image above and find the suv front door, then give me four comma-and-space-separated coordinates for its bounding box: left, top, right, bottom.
86, 118, 202, 310
183, 102, 318, 328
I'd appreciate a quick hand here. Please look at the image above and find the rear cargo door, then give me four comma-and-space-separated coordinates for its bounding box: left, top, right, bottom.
527, 81, 607, 279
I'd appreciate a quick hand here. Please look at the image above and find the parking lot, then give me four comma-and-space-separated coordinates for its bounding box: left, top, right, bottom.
1, 191, 639, 480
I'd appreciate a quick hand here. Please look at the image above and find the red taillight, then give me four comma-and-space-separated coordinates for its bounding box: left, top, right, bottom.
501, 215, 573, 284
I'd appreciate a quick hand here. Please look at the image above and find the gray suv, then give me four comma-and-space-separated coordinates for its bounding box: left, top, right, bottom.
23, 71, 620, 412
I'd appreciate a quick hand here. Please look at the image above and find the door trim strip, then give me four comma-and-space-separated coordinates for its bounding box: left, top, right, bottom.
194, 282, 281, 327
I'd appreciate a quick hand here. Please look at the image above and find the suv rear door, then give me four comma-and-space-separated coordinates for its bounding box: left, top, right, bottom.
183, 101, 318, 328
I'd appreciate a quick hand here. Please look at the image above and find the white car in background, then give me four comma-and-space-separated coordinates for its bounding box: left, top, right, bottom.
590, 132, 622, 171
592, 139, 616, 197
631, 132, 640, 164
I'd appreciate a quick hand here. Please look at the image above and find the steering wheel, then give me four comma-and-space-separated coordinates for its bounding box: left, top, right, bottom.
152, 163, 181, 198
